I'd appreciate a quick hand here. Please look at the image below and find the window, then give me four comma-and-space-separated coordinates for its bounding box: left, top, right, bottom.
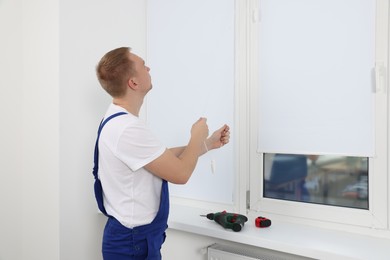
146, 0, 389, 231
248, 0, 388, 229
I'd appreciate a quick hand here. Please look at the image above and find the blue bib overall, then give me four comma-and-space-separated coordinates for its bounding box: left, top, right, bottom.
93, 112, 169, 260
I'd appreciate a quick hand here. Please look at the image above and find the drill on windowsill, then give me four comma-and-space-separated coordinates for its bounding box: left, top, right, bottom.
201, 210, 248, 232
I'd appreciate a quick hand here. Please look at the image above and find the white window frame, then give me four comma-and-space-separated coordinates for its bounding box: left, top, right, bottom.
246, 0, 389, 231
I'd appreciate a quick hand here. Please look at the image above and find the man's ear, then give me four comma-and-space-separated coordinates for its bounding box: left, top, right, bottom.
128, 78, 138, 90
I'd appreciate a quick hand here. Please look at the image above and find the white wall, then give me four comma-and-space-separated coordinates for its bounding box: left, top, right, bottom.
162, 229, 219, 260
21, 0, 60, 258
1, 0, 60, 260
1, 0, 147, 260
59, 0, 146, 259
0, 0, 23, 259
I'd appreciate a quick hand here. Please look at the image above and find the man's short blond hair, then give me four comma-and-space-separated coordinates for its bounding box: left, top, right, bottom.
96, 47, 135, 98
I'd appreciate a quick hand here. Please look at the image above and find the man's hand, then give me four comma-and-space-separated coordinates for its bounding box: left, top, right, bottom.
191, 117, 209, 142
205, 124, 230, 150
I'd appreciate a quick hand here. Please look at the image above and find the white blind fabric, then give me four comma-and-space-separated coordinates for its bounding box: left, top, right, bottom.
146, 0, 235, 204
258, 0, 375, 156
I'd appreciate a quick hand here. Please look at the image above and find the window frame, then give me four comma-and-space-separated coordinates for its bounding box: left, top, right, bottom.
247, 0, 389, 231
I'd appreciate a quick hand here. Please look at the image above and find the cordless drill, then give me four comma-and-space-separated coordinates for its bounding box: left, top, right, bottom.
201, 211, 248, 232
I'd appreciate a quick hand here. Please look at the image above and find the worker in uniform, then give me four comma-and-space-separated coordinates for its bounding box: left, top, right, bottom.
93, 47, 230, 260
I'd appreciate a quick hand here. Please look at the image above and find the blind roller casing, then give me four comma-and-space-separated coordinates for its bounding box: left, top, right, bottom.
258, 0, 375, 157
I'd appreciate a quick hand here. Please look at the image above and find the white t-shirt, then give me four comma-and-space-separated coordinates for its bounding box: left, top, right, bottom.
99, 104, 166, 228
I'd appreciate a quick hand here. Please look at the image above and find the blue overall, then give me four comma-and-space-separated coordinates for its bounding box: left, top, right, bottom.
93, 112, 169, 260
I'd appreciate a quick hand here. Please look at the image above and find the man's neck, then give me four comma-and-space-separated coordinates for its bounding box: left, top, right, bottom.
113, 97, 143, 117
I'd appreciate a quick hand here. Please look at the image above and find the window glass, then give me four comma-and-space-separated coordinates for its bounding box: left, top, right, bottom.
263, 154, 368, 209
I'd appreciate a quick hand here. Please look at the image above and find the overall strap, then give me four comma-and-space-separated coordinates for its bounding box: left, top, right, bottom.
92, 112, 127, 216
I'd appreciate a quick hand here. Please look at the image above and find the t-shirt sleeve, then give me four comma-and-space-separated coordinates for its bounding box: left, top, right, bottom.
115, 121, 166, 171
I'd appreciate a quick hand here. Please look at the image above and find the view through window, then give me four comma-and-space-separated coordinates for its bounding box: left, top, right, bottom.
263, 154, 368, 209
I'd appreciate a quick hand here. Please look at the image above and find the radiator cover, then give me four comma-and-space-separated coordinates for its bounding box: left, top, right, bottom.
207, 243, 315, 260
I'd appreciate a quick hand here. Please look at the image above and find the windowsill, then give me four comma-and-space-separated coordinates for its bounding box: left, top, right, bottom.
168, 204, 390, 260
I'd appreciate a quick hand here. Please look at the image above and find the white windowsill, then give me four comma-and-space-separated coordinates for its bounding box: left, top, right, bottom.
168, 204, 390, 260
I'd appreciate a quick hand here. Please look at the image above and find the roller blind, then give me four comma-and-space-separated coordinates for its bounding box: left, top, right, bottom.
258, 0, 375, 156
147, 0, 235, 204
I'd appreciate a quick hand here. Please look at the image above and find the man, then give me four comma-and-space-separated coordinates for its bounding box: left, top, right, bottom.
94, 47, 230, 260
